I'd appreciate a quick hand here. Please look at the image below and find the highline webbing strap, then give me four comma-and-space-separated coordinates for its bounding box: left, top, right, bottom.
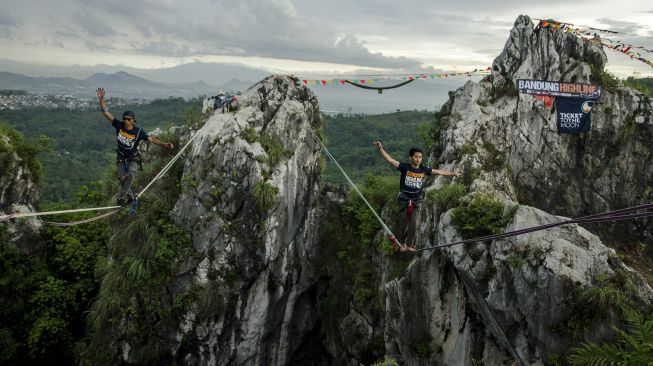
309, 129, 401, 246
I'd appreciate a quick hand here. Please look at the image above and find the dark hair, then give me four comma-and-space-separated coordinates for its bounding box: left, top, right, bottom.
408, 148, 423, 157
122, 111, 136, 119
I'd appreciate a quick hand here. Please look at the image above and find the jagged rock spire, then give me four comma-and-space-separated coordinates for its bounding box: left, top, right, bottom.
493, 14, 607, 84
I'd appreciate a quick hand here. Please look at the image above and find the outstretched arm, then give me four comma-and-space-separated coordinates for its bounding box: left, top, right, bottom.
373, 141, 399, 169
96, 87, 114, 123
431, 168, 462, 177
147, 135, 174, 149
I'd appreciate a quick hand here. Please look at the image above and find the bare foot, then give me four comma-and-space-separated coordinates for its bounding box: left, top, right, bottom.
404, 245, 415, 252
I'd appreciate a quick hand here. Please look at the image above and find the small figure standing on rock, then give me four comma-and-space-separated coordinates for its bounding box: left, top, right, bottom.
96, 87, 174, 211
208, 90, 240, 113
373, 141, 461, 252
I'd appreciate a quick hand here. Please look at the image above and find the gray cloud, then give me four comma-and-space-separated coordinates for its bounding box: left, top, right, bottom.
130, 40, 191, 57
72, 10, 118, 37
2, 0, 652, 75
26, 37, 65, 48
50, 38, 65, 48
0, 7, 23, 40
0, 28, 13, 39
128, 0, 422, 68
338, 0, 595, 13
594, 18, 643, 34
85, 39, 114, 51
0, 6, 21, 38
70, 0, 176, 18
55, 25, 82, 39
133, 23, 153, 38
0, 6, 21, 27
590, 18, 653, 53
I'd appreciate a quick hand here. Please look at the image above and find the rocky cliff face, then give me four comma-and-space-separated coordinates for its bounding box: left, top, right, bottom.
483, 15, 652, 245
115, 15, 653, 366
169, 75, 327, 365
383, 14, 653, 365
0, 132, 41, 252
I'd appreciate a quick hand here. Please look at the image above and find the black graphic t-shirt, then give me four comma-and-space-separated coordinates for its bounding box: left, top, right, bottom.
397, 162, 432, 200
112, 118, 149, 158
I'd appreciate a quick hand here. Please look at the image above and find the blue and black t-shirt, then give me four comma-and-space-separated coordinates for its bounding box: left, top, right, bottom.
112, 118, 149, 158
397, 162, 432, 200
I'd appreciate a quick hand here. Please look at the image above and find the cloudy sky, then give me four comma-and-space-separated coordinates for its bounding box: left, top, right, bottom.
0, 0, 652, 77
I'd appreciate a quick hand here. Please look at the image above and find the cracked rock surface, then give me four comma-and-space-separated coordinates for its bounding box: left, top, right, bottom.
0, 133, 42, 252
109, 16, 653, 366
168, 75, 325, 365
383, 15, 653, 365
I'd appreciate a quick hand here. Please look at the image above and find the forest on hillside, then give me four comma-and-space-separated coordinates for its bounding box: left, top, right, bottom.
323, 110, 435, 183
0, 97, 202, 202
2, 73, 651, 204
1, 104, 435, 203
2, 82, 653, 364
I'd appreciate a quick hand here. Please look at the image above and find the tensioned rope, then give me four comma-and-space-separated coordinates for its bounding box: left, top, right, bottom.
343, 78, 417, 94
0, 129, 201, 225
0, 214, 14, 223
309, 129, 402, 247
457, 271, 526, 365
302, 72, 482, 78
310, 128, 653, 253
423, 201, 652, 366
136, 129, 200, 200
44, 208, 123, 227
414, 203, 653, 252
1, 205, 122, 222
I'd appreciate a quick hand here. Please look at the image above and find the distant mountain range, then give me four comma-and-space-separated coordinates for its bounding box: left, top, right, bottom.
0, 59, 271, 86
0, 59, 479, 112
0, 71, 220, 99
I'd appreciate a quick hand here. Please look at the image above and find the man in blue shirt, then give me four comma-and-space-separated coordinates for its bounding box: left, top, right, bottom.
373, 141, 461, 252
97, 87, 174, 205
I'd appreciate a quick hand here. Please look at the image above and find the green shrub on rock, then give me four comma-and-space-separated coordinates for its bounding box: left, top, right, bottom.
568, 309, 653, 365
427, 183, 467, 213
451, 194, 517, 239
241, 127, 258, 144
252, 180, 278, 211
259, 133, 290, 167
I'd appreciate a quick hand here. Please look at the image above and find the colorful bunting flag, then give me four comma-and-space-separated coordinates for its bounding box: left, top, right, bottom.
540, 18, 653, 70
295, 68, 491, 87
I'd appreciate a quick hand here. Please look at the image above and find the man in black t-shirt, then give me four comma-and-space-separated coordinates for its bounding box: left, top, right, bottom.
373, 141, 461, 252
97, 87, 174, 205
